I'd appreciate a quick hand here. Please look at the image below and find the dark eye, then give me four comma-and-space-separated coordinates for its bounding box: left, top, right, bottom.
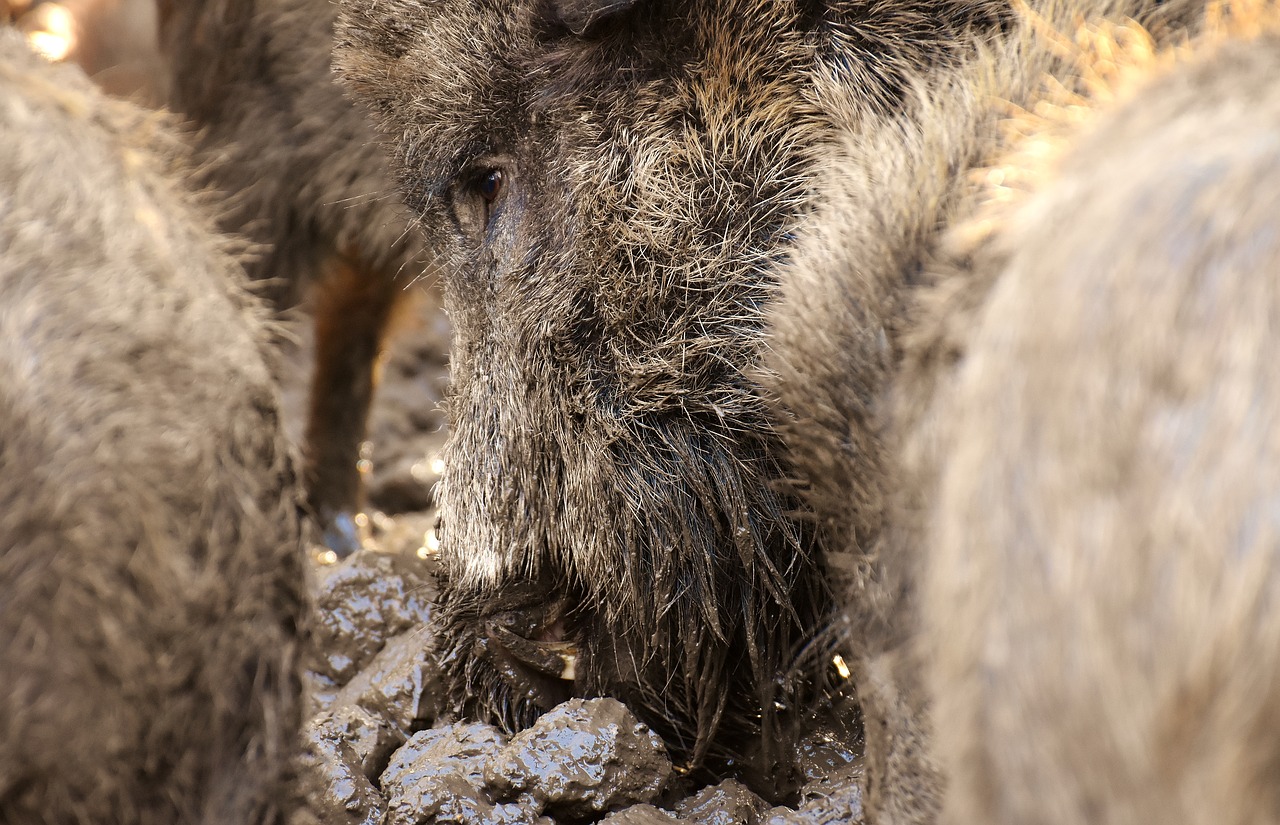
452, 163, 510, 239
478, 169, 505, 203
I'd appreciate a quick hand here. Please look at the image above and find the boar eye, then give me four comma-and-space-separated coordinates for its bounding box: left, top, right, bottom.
473, 167, 508, 229
478, 169, 505, 203
451, 162, 512, 240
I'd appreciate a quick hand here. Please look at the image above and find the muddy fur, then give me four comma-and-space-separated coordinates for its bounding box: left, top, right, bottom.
0, 31, 305, 824
158, 0, 431, 541
766, 0, 1213, 821
911, 21, 1280, 825
334, 0, 1008, 784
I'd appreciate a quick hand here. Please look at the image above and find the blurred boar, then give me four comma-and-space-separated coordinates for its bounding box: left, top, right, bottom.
158, 0, 432, 553
914, 17, 1280, 825
333, 0, 1005, 787
768, 0, 1212, 821
0, 30, 304, 824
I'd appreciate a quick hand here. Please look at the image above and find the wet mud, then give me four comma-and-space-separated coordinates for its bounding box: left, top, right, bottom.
295, 507, 861, 825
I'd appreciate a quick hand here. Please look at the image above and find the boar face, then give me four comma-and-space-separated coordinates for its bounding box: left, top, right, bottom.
336, 0, 997, 772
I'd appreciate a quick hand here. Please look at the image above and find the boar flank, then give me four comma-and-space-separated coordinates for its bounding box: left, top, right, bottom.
767, 0, 1211, 821
0, 31, 305, 825
921, 26, 1280, 825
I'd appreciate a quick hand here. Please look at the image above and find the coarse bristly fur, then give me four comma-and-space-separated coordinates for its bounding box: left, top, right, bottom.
765, 0, 1214, 821
910, 5, 1280, 824
0, 30, 305, 825
158, 0, 433, 548
334, 0, 1006, 791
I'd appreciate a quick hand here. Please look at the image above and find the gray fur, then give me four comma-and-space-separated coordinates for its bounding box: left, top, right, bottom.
552, 0, 642, 34
159, 0, 425, 305
0, 31, 305, 824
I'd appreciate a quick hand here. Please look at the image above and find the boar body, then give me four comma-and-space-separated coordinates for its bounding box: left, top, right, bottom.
0, 31, 304, 825
768, 0, 1209, 821
920, 31, 1280, 825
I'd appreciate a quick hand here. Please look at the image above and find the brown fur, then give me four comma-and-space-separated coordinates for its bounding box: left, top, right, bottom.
334, 0, 1006, 789
913, 14, 1280, 825
0, 31, 305, 824
767, 0, 1211, 821
158, 0, 432, 550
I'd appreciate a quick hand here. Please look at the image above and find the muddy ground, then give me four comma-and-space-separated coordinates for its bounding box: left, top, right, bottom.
7, 4, 868, 820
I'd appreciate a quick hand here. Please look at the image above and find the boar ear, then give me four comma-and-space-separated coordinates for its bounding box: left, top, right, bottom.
552, 0, 643, 34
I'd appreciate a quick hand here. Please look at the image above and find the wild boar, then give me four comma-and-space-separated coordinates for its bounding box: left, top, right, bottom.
159, 0, 433, 553
916, 16, 1280, 825
333, 0, 1005, 790
768, 0, 1211, 821
0, 30, 305, 824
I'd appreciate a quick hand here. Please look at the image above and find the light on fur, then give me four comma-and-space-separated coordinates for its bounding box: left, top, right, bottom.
23, 3, 75, 62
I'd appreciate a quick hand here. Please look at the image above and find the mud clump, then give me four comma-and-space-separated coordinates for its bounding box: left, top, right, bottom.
486, 699, 674, 819
376, 700, 673, 824
761, 775, 863, 825
600, 806, 680, 825
675, 780, 772, 825
309, 546, 436, 688
296, 709, 392, 825
313, 705, 404, 783
0, 29, 304, 825
380, 722, 532, 825
326, 626, 442, 736
297, 527, 865, 823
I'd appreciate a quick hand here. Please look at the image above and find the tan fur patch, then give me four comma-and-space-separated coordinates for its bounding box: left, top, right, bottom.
955, 0, 1280, 253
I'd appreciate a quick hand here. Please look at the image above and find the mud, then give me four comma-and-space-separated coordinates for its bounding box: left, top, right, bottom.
762, 780, 863, 825
297, 535, 863, 824
675, 780, 771, 825
600, 806, 679, 824
308, 540, 437, 687
296, 709, 393, 825
380, 722, 519, 825
485, 699, 674, 818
